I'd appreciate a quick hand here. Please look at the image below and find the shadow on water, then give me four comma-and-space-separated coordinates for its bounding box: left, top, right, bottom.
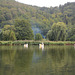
0, 45, 75, 75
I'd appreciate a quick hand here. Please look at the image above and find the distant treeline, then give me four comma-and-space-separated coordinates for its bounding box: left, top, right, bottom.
0, 0, 75, 41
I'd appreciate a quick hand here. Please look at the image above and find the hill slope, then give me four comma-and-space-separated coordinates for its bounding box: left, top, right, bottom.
0, 0, 75, 36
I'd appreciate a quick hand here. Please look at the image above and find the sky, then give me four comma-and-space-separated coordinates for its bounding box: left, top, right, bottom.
15, 0, 75, 7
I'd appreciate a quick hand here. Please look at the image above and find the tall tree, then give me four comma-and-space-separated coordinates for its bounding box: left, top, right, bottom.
15, 19, 34, 40
67, 25, 75, 41
2, 25, 16, 41
47, 22, 67, 41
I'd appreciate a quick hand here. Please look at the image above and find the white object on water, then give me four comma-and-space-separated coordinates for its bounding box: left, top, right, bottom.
24, 44, 28, 48
39, 42, 44, 50
74, 44, 75, 49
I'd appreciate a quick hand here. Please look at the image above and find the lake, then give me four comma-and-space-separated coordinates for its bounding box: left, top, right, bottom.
0, 45, 75, 75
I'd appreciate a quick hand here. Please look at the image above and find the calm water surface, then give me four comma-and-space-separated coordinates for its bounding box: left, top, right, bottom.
0, 45, 75, 75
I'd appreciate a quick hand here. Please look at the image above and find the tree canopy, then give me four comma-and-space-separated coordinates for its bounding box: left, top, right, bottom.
35, 33, 43, 41
0, 0, 75, 41
15, 19, 34, 40
47, 22, 67, 41
2, 25, 16, 41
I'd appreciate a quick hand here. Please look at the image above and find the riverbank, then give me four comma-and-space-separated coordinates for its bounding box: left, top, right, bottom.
0, 40, 75, 46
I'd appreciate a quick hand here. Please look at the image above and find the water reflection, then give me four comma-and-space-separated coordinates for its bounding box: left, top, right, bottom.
0, 45, 75, 75
32, 48, 46, 63
74, 45, 75, 49
39, 43, 44, 50
24, 44, 28, 48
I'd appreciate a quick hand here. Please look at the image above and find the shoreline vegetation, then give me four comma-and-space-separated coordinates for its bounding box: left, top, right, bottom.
0, 40, 75, 46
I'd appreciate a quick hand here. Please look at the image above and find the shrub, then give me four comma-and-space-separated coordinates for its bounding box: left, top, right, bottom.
35, 33, 43, 41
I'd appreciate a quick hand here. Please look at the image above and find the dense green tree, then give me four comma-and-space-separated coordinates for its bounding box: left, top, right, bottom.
35, 33, 43, 41
0, 15, 5, 23
0, 32, 2, 40
9, 30, 16, 41
0, 0, 75, 40
5, 13, 12, 20
67, 25, 75, 41
2, 25, 16, 41
15, 19, 34, 40
47, 22, 67, 41
68, 35, 75, 41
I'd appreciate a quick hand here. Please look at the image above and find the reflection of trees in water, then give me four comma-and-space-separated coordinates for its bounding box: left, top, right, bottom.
68, 46, 75, 59
0, 49, 16, 75
14, 49, 33, 71
48, 46, 66, 63
32, 48, 47, 63
47, 46, 75, 75
0, 46, 34, 75
0, 46, 75, 75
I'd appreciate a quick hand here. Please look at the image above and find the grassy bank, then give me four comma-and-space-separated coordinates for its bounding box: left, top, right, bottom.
0, 40, 75, 46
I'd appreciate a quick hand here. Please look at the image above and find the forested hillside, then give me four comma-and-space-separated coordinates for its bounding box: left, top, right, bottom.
0, 0, 75, 40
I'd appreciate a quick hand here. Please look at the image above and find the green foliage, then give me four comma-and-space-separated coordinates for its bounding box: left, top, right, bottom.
67, 25, 75, 41
2, 25, 16, 41
0, 32, 2, 40
0, 15, 5, 23
0, 41, 75, 46
35, 33, 43, 41
47, 22, 67, 41
9, 30, 16, 41
0, 0, 75, 41
69, 35, 75, 41
15, 19, 34, 40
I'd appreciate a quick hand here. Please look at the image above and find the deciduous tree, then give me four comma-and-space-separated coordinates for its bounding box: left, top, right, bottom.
2, 25, 16, 41
15, 19, 34, 40
35, 33, 43, 41
47, 22, 67, 41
